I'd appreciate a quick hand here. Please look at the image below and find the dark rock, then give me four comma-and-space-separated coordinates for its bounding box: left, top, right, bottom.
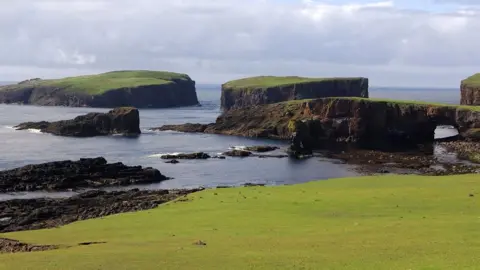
0, 188, 203, 233
160, 152, 211, 160
165, 159, 180, 164
223, 150, 252, 157
244, 146, 279, 152
0, 157, 169, 192
14, 107, 141, 137
151, 123, 211, 133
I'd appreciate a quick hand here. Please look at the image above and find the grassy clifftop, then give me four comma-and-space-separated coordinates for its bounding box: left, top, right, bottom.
0, 70, 192, 95
1, 174, 479, 269
222, 76, 365, 90
462, 73, 480, 87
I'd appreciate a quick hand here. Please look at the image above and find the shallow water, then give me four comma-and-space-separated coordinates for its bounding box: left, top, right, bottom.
0, 86, 462, 200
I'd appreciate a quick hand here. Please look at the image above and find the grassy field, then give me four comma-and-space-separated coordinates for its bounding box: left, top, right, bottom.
462, 73, 480, 87
1, 174, 479, 270
222, 76, 365, 90
0, 70, 192, 95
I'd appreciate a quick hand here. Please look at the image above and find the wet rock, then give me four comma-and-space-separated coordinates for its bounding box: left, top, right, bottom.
0, 157, 169, 192
0, 188, 203, 233
151, 123, 211, 133
165, 159, 180, 164
14, 107, 141, 137
223, 150, 252, 157
244, 146, 279, 152
160, 152, 211, 160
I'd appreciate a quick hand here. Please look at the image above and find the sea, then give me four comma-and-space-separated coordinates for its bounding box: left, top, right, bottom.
0, 84, 461, 199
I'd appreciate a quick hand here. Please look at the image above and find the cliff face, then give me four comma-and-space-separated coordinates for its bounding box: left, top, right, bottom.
0, 78, 198, 108
221, 78, 368, 111
14, 107, 141, 137
461, 82, 480, 106
157, 98, 480, 150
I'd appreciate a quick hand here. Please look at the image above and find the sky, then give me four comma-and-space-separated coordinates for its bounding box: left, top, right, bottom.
1, 0, 480, 87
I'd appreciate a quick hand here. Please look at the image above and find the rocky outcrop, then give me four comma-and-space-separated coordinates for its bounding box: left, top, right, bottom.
0, 188, 202, 233
14, 107, 141, 137
221, 77, 368, 110
0, 71, 199, 108
0, 157, 168, 192
461, 74, 480, 105
156, 98, 480, 151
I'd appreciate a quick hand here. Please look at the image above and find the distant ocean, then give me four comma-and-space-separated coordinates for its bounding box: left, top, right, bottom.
0, 83, 462, 200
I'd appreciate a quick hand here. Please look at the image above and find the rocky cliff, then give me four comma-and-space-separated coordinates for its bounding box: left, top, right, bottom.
0, 70, 199, 108
156, 98, 480, 151
15, 107, 141, 137
461, 73, 480, 105
221, 76, 369, 110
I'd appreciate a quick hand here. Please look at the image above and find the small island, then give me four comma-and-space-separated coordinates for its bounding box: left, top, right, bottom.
0, 70, 199, 108
221, 76, 369, 110
461, 73, 480, 105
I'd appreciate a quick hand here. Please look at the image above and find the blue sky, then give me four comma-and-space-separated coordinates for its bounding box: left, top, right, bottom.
1, 0, 480, 87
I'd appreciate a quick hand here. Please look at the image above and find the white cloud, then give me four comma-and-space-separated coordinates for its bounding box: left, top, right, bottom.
0, 0, 479, 87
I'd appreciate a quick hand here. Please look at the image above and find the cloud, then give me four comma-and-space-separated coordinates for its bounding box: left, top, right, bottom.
0, 0, 480, 87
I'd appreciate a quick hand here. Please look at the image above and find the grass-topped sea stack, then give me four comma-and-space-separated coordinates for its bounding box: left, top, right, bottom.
0, 70, 199, 108
461, 73, 480, 105
220, 76, 368, 110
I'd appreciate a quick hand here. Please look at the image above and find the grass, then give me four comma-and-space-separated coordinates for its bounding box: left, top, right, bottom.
0, 70, 192, 95
222, 76, 365, 90
462, 73, 480, 87
1, 174, 480, 270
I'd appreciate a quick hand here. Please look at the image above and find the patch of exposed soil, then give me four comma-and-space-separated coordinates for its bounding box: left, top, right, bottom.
0, 238, 57, 253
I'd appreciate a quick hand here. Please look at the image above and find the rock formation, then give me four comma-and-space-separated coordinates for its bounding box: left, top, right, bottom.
0, 70, 199, 108
14, 107, 141, 137
461, 73, 480, 105
221, 76, 369, 110
0, 157, 169, 192
156, 98, 480, 152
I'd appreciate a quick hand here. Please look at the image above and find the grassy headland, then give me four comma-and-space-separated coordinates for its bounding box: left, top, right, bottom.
1, 174, 479, 269
0, 70, 192, 95
222, 76, 365, 90
462, 73, 480, 87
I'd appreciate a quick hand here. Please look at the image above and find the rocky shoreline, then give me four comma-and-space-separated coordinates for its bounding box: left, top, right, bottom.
0, 188, 202, 233
0, 157, 169, 192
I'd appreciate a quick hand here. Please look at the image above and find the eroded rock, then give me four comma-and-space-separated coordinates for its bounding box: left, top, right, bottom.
14, 107, 141, 137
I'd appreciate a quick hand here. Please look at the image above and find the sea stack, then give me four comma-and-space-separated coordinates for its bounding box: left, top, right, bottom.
220, 76, 369, 110
461, 73, 480, 105
0, 70, 199, 108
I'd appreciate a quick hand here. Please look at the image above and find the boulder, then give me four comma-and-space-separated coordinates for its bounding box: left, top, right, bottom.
160, 152, 211, 159
223, 150, 253, 157
14, 107, 141, 137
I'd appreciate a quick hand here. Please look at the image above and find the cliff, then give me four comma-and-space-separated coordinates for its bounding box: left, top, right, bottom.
0, 70, 199, 108
461, 73, 480, 105
14, 107, 141, 137
221, 76, 368, 110
156, 98, 480, 151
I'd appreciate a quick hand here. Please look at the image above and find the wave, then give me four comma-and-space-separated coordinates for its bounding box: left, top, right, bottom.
229, 146, 247, 150
147, 152, 183, 158
27, 128, 42, 134
3, 125, 14, 130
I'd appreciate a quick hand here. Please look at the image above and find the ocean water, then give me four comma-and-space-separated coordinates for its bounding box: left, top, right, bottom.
0, 85, 461, 199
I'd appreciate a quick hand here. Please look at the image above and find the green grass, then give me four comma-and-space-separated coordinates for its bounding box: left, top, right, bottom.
462, 73, 480, 87
1, 174, 480, 270
0, 70, 192, 95
223, 76, 365, 90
